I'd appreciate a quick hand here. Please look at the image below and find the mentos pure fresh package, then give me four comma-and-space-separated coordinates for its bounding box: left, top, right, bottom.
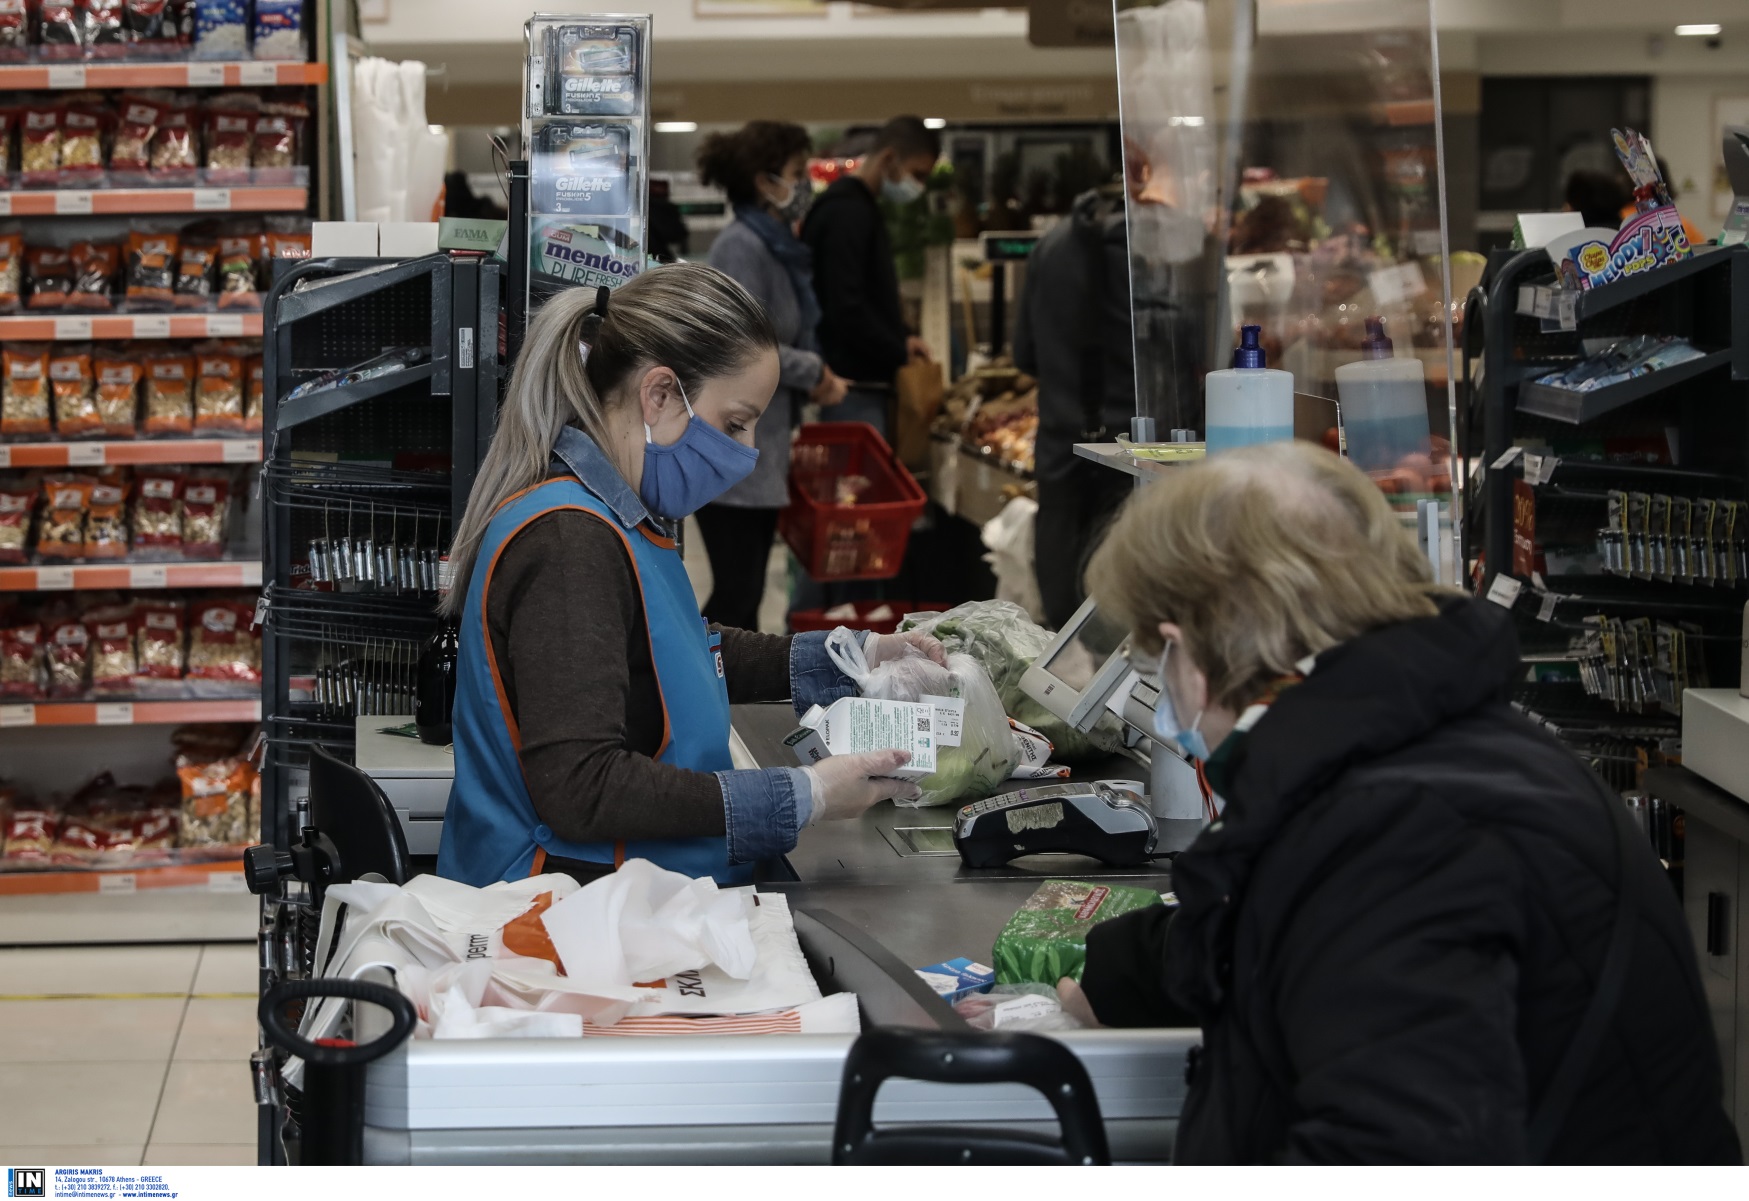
915, 957, 996, 1004
531, 218, 643, 292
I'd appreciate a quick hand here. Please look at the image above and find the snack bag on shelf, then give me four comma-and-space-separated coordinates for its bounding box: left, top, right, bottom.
0, 622, 44, 700
143, 352, 194, 436
126, 232, 180, 311
59, 105, 107, 188
135, 600, 185, 682
175, 242, 216, 309
175, 754, 257, 848
46, 616, 91, 699
2, 345, 51, 437
19, 105, 61, 187
0, 3, 26, 62
1, 801, 58, 867
181, 476, 229, 556
216, 235, 261, 310
49, 348, 101, 439
0, 234, 22, 314
131, 471, 183, 553
252, 0, 304, 60
69, 241, 120, 311
25, 247, 73, 311
254, 104, 308, 185
266, 230, 312, 264
95, 354, 142, 437
149, 101, 199, 185
37, 476, 93, 559
192, 0, 249, 60
187, 598, 260, 687
0, 485, 33, 565
124, 0, 185, 56
193, 350, 244, 433
244, 354, 264, 434
203, 104, 254, 187
83, 0, 129, 59
89, 606, 138, 693
110, 96, 162, 182
85, 481, 129, 559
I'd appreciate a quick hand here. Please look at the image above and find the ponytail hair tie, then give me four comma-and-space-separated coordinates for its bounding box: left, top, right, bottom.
593, 285, 611, 319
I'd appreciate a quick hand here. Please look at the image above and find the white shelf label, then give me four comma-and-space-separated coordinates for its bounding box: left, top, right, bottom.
0, 194, 11, 217
240, 562, 263, 587
240, 62, 278, 86
0, 447, 10, 468
99, 873, 137, 893
129, 564, 168, 589
0, 704, 35, 728
207, 871, 247, 893
67, 443, 105, 466
1536, 591, 1559, 623
1490, 446, 1524, 471
36, 566, 74, 590
187, 62, 226, 86
1521, 452, 1545, 485
54, 190, 93, 215
53, 316, 92, 340
132, 314, 171, 339
207, 314, 245, 336
47, 64, 86, 88
222, 438, 261, 463
1485, 575, 1523, 609
192, 187, 232, 211
95, 702, 134, 725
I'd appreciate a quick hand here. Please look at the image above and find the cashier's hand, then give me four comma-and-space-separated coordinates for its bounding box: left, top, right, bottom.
1056, 978, 1103, 1028
864, 630, 948, 670
803, 751, 922, 824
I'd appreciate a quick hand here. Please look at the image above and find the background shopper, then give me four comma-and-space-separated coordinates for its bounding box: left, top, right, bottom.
1065, 441, 1741, 1165
802, 114, 940, 439
695, 121, 850, 630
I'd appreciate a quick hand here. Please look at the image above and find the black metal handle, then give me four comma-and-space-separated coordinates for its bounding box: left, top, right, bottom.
1707, 892, 1730, 957
833, 1029, 1110, 1165
259, 978, 416, 1067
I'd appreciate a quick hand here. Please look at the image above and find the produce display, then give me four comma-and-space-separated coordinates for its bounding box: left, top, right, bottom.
936, 359, 1038, 476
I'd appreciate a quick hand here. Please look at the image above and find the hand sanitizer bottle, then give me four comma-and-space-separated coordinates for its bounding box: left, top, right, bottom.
1335, 317, 1430, 473
1205, 325, 1294, 455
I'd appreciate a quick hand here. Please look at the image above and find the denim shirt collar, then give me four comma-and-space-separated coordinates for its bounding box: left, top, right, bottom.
552, 425, 669, 534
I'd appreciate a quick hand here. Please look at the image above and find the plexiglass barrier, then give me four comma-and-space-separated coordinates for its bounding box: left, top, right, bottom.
1115, 0, 1458, 563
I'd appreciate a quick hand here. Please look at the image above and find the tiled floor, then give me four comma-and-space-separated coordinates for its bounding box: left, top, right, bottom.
0, 942, 260, 1167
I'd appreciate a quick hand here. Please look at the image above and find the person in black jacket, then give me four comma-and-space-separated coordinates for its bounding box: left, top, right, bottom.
800, 116, 939, 438
1066, 440, 1741, 1165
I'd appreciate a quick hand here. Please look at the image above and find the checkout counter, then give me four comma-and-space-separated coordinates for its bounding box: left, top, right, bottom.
336, 607, 1205, 1165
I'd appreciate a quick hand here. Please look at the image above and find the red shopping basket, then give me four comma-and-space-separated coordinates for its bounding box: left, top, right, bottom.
787, 600, 949, 636
780, 422, 927, 581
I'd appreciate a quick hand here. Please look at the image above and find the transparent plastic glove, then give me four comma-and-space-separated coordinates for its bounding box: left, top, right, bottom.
801, 750, 921, 824
865, 629, 948, 670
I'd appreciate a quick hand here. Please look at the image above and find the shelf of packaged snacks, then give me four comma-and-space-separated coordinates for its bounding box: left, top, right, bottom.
0, 438, 261, 468
0, 60, 327, 90
0, 855, 245, 898
0, 186, 307, 217
0, 698, 261, 727
0, 559, 261, 591
0, 311, 263, 339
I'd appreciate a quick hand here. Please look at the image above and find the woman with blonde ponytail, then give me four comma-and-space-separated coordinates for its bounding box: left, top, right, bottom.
436, 264, 945, 887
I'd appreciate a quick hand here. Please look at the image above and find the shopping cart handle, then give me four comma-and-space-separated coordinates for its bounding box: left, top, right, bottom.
259, 978, 416, 1067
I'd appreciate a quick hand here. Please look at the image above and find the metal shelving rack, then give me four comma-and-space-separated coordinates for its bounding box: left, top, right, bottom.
1462, 241, 1749, 784
258, 252, 501, 853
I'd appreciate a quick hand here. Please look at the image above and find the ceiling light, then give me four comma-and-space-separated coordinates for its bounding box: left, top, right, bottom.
923, 117, 947, 130
1675, 23, 1722, 35
655, 121, 698, 134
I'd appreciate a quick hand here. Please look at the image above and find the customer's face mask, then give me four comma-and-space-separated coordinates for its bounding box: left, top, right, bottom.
881, 162, 926, 206
639, 376, 760, 521
763, 172, 813, 224
1132, 640, 1210, 761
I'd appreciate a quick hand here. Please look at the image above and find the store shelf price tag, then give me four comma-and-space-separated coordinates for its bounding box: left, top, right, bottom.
187, 62, 225, 86
95, 702, 134, 725
0, 447, 10, 469
0, 194, 12, 218
129, 564, 167, 589
47, 64, 86, 88
132, 314, 171, 339
193, 187, 232, 211
1490, 446, 1524, 471
53, 315, 92, 340
222, 438, 261, 463
1485, 575, 1523, 609
99, 873, 137, 893
240, 62, 278, 86
1536, 591, 1559, 623
36, 566, 73, 590
0, 704, 35, 728
54, 190, 93, 215
67, 443, 105, 467
208, 314, 245, 336
208, 871, 247, 893
1555, 292, 1578, 331
1521, 452, 1545, 485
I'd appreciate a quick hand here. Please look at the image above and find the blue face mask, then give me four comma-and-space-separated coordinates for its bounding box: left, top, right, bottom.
882, 172, 925, 205
1135, 641, 1211, 761
639, 378, 759, 521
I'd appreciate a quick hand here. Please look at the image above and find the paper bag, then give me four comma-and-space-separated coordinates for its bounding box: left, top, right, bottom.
895, 359, 945, 472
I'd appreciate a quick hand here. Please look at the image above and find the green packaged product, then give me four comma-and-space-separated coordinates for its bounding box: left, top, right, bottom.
992, 879, 1165, 985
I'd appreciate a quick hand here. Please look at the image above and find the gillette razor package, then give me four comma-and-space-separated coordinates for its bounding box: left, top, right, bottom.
533, 121, 633, 216
547, 23, 640, 116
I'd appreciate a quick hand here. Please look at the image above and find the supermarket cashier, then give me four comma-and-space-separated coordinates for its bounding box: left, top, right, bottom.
436, 265, 943, 888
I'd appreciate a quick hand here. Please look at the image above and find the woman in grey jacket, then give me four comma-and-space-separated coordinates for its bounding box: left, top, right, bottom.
695, 122, 849, 630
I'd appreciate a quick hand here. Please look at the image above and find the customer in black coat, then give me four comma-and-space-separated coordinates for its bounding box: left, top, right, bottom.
1068, 440, 1741, 1165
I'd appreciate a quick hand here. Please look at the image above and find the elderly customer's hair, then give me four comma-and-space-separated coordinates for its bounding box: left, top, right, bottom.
1085, 440, 1445, 709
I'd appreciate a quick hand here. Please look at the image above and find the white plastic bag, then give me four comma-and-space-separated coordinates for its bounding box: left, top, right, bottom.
954, 983, 1084, 1032
981, 496, 1046, 624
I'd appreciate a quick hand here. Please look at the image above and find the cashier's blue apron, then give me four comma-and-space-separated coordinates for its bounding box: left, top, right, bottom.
436, 477, 749, 886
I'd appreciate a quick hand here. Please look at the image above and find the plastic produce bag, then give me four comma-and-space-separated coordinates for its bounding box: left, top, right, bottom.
900, 600, 1124, 760
981, 497, 1046, 624
825, 627, 1018, 807
954, 983, 1084, 1032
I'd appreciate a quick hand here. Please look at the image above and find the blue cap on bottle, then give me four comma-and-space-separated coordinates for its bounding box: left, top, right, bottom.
1232, 324, 1266, 369
1361, 316, 1394, 360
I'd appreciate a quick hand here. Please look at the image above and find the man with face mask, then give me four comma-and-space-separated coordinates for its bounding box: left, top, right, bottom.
800, 115, 940, 439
